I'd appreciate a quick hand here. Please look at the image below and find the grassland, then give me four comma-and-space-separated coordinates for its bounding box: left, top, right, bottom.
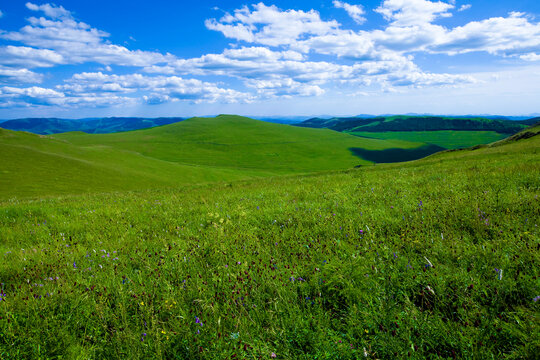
1, 115, 427, 199
0, 125, 538, 359
347, 131, 507, 149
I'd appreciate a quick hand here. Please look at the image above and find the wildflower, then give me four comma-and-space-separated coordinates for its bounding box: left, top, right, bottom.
141, 333, 147, 341
73, 261, 77, 269
533, 296, 540, 302
271, 352, 277, 358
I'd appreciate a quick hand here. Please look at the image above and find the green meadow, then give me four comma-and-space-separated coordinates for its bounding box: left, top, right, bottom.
0, 119, 538, 359
1, 115, 425, 199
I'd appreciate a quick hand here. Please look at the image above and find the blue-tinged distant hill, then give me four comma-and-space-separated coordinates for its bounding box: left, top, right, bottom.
0, 117, 185, 134
295, 115, 535, 133
295, 115, 540, 150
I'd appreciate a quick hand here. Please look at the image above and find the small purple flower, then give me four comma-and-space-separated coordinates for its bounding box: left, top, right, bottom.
533, 296, 540, 302
141, 333, 147, 341
73, 261, 77, 269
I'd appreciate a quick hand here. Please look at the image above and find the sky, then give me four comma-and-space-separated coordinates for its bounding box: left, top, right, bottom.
0, 0, 540, 118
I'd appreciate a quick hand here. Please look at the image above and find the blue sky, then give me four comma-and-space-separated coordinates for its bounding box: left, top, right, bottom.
0, 0, 539, 118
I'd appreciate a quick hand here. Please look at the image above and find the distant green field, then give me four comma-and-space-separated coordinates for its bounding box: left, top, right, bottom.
347, 130, 507, 149
1, 115, 431, 199
0, 128, 538, 359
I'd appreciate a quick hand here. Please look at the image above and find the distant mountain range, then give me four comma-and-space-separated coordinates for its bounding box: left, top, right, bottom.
1, 115, 538, 135
295, 115, 539, 134
0, 117, 185, 135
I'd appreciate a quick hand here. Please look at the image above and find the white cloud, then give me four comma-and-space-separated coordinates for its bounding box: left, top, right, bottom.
0, 45, 65, 68
458, 4, 471, 12
386, 71, 476, 87
26, 2, 71, 19
520, 53, 540, 61
246, 78, 325, 98
1, 4, 173, 68
60, 72, 254, 104
1, 1, 538, 110
375, 0, 454, 26
0, 66, 43, 83
0, 85, 65, 106
431, 12, 540, 56
205, 3, 339, 46
333, 1, 366, 25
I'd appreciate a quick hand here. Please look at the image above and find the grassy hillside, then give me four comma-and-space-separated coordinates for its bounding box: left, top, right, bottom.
1, 115, 431, 199
54, 115, 424, 173
0, 126, 538, 359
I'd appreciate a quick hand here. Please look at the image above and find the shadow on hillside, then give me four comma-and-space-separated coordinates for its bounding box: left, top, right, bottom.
350, 144, 446, 164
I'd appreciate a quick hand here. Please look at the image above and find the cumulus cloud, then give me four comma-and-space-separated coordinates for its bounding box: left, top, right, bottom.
3, 1, 540, 110
205, 3, 339, 46
25, 2, 71, 19
430, 12, 540, 56
520, 53, 540, 61
0, 66, 43, 83
0, 85, 65, 106
1, 3, 173, 68
0, 45, 65, 68
375, 0, 454, 26
60, 72, 254, 104
333, 1, 366, 25
458, 4, 471, 12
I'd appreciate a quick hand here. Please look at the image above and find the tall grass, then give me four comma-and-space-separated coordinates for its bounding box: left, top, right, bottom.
0, 135, 538, 359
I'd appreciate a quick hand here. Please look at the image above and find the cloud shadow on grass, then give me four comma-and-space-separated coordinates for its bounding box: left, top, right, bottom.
350, 144, 446, 164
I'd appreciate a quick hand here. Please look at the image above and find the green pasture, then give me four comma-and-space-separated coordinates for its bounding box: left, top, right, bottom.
0, 126, 538, 359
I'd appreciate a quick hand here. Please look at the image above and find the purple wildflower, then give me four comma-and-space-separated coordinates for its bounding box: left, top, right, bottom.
533, 296, 540, 302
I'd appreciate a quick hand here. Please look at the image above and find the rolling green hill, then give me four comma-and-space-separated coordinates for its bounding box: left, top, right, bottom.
1, 115, 434, 199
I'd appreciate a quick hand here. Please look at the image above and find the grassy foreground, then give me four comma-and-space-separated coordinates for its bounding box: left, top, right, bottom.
0, 130, 539, 359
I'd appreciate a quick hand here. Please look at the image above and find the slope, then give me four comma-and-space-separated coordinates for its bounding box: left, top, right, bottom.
54, 115, 428, 174
1, 115, 429, 199
0, 128, 254, 199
